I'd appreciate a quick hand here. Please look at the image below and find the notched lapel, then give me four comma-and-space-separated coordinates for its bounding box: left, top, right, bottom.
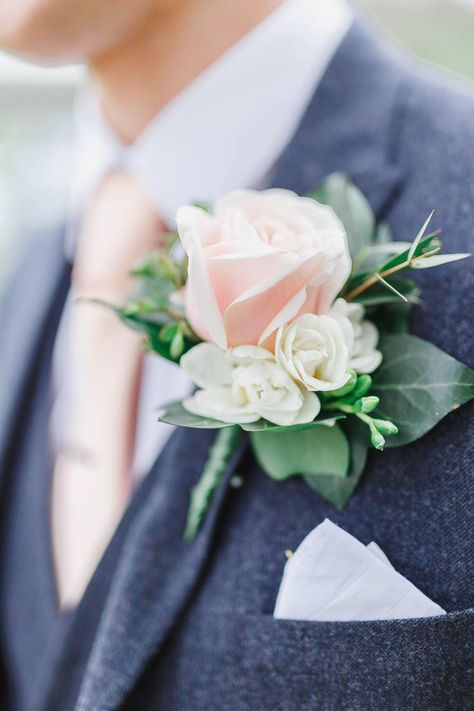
76, 427, 248, 711
268, 21, 407, 220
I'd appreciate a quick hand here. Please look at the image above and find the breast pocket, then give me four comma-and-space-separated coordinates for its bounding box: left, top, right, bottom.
232, 609, 474, 711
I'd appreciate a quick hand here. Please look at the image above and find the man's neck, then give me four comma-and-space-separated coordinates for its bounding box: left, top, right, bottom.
89, 0, 283, 144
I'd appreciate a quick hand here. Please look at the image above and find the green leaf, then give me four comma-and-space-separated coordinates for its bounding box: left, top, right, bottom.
240, 414, 344, 433
309, 173, 375, 260
372, 334, 474, 446
117, 310, 195, 363
378, 231, 441, 273
304, 420, 369, 509
407, 210, 434, 262
250, 424, 349, 481
345, 232, 441, 294
411, 252, 470, 269
371, 301, 414, 335
374, 222, 393, 245
354, 278, 420, 307
159, 401, 233, 429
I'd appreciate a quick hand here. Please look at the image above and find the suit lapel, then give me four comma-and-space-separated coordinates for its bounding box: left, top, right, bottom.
76, 426, 248, 711
267, 20, 407, 216
0, 231, 69, 494
76, 19, 409, 710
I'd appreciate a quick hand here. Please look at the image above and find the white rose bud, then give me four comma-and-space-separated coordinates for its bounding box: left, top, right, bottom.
275, 314, 351, 392
330, 298, 382, 374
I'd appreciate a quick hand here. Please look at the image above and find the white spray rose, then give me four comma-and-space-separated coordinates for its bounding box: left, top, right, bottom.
181, 343, 320, 427
330, 298, 382, 374
275, 313, 351, 392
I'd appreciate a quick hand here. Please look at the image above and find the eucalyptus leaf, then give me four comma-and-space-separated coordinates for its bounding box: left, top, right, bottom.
373, 222, 393, 245
250, 424, 349, 481
159, 401, 233, 429
372, 334, 474, 446
240, 414, 344, 433
309, 173, 375, 260
304, 420, 369, 509
371, 301, 414, 335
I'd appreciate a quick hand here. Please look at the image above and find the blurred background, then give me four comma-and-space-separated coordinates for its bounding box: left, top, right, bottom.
1, 0, 474, 294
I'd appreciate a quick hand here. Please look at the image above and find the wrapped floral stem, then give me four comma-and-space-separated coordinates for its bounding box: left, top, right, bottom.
184, 425, 241, 541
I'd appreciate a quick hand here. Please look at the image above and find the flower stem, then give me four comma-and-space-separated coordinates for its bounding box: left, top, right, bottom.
184, 425, 242, 541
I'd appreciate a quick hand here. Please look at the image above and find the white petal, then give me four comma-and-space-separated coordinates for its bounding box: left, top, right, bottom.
230, 345, 275, 363
176, 205, 215, 253
183, 387, 259, 424
350, 350, 383, 374
256, 390, 320, 427
292, 391, 321, 424
180, 343, 232, 388
358, 320, 379, 351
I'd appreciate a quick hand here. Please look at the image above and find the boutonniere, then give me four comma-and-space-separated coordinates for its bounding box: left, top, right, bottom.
103, 174, 474, 539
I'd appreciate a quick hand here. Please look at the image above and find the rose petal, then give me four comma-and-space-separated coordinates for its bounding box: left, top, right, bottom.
206, 246, 296, 315
223, 250, 331, 346
176, 205, 218, 252
185, 232, 227, 349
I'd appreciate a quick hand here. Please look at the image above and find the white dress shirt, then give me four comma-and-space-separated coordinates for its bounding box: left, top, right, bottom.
53, 0, 352, 481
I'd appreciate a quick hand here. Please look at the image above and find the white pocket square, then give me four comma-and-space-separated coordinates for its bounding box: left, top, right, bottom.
274, 519, 445, 622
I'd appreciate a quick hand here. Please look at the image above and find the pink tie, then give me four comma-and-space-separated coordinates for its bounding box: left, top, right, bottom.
51, 171, 164, 610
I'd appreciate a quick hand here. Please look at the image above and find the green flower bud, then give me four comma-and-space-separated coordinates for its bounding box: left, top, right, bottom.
372, 419, 399, 436
159, 322, 178, 343
170, 328, 185, 360
370, 428, 385, 450
354, 396, 379, 414
352, 374, 373, 399
324, 370, 357, 399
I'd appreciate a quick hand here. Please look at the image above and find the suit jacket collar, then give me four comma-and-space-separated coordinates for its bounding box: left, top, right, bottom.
75, 18, 409, 710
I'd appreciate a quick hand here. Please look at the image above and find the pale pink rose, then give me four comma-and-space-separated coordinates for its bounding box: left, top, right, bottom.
176, 189, 351, 349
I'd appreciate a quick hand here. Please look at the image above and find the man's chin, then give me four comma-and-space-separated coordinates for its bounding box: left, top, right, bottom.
0, 0, 84, 61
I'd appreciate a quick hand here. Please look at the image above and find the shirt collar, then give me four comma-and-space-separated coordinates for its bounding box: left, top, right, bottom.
67, 0, 352, 249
